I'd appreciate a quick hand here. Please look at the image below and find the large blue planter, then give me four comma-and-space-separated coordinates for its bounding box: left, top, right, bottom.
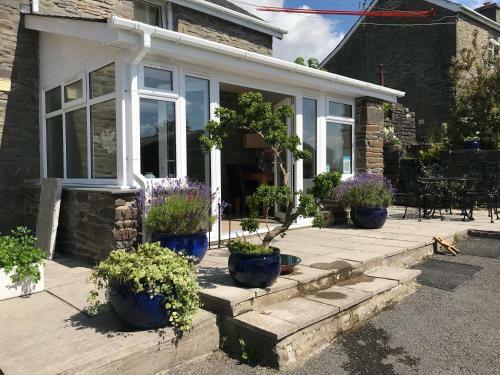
107, 282, 171, 329
152, 232, 208, 263
351, 207, 388, 229
464, 140, 481, 150
228, 248, 281, 288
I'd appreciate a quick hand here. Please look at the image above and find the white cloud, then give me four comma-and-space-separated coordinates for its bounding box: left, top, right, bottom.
231, 0, 345, 62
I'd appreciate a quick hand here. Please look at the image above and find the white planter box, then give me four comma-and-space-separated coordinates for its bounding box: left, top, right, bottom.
0, 263, 45, 301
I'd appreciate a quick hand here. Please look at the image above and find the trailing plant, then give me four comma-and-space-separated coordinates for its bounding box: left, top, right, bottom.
309, 172, 342, 202
88, 242, 200, 331
334, 173, 395, 208
133, 178, 216, 235
383, 127, 401, 146
200, 92, 323, 247
417, 143, 444, 166
227, 240, 273, 255
449, 30, 500, 149
382, 102, 392, 119
0, 227, 45, 283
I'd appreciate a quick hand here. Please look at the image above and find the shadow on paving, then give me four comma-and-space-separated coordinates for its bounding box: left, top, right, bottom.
336, 323, 420, 375
456, 237, 500, 259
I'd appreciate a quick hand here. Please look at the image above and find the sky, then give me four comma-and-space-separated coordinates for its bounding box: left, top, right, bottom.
228, 0, 496, 62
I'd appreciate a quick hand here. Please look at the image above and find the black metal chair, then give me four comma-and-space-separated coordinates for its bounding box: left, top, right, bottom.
394, 161, 424, 220
463, 164, 500, 223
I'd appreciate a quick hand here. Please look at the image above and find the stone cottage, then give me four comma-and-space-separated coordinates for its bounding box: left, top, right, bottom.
321, 0, 500, 142
0, 0, 404, 261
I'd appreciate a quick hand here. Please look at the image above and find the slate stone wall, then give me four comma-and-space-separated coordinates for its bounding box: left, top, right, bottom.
355, 97, 384, 174
323, 0, 499, 144
56, 190, 137, 262
384, 102, 416, 149
172, 4, 272, 55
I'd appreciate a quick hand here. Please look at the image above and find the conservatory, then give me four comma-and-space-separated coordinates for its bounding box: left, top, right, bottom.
26, 14, 403, 243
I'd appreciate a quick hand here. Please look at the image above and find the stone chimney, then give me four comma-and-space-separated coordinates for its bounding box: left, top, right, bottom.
474, 2, 500, 23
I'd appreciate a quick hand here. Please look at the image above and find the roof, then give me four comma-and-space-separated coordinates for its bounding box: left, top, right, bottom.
320, 0, 500, 67
168, 0, 286, 38
25, 15, 404, 102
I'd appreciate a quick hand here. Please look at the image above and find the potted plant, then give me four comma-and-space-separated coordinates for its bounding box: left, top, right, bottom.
383, 127, 402, 152
88, 242, 200, 330
134, 179, 216, 263
0, 227, 45, 301
334, 173, 395, 229
200, 92, 322, 288
309, 172, 345, 226
464, 132, 481, 150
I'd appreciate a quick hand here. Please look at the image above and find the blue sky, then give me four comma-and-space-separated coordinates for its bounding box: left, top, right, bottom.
230, 0, 496, 61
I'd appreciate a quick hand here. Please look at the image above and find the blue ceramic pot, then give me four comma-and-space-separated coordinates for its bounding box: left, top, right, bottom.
464, 140, 480, 150
152, 232, 208, 263
228, 248, 281, 288
107, 282, 171, 329
351, 207, 388, 229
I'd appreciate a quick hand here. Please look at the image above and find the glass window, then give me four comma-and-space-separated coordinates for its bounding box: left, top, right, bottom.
144, 67, 173, 91
302, 98, 317, 181
46, 116, 64, 178
91, 100, 117, 179
186, 76, 210, 184
134, 1, 162, 27
64, 79, 83, 103
65, 108, 88, 178
326, 122, 352, 175
45, 87, 61, 113
140, 98, 176, 178
89, 63, 115, 99
329, 101, 352, 118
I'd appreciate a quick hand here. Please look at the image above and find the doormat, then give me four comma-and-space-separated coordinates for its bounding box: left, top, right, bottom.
457, 237, 500, 260
413, 259, 483, 291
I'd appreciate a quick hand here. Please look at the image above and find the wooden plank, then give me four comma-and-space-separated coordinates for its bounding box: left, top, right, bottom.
36, 178, 62, 259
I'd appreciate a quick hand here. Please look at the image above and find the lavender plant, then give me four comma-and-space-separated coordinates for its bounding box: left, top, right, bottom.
133, 178, 217, 235
334, 173, 395, 208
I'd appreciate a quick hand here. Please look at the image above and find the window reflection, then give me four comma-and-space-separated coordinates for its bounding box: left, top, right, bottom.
326, 122, 352, 175
65, 108, 88, 178
91, 100, 116, 178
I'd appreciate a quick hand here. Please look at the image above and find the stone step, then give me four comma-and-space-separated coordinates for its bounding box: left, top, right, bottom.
220, 267, 421, 369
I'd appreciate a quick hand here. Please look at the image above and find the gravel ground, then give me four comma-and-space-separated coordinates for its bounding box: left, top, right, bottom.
166, 239, 500, 375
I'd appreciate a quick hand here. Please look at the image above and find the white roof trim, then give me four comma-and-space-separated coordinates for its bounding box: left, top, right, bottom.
169, 0, 287, 39
25, 15, 404, 101
321, 0, 500, 67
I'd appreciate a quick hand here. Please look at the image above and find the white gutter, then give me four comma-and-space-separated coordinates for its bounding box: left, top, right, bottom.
109, 16, 405, 99
168, 0, 287, 39
459, 5, 500, 32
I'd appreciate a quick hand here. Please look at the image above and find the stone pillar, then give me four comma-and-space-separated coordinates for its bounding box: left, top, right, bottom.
355, 97, 384, 174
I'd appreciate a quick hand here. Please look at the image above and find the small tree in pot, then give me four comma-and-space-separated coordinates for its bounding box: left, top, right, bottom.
309, 172, 344, 226
200, 92, 322, 288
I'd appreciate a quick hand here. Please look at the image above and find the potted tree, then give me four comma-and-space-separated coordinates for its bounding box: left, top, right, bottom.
200, 92, 322, 288
134, 179, 216, 263
334, 173, 395, 229
0, 227, 45, 301
88, 242, 200, 330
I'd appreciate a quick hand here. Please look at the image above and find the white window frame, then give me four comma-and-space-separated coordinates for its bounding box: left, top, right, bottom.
301, 95, 319, 183
325, 96, 355, 179
133, 0, 169, 29
137, 62, 181, 180
41, 62, 118, 185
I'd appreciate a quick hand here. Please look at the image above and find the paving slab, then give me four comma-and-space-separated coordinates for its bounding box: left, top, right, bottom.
234, 310, 297, 340
337, 275, 398, 296
301, 255, 361, 272
252, 277, 299, 297
306, 285, 371, 311
44, 261, 93, 289
200, 282, 256, 306
365, 267, 422, 284
258, 297, 340, 331
47, 280, 108, 315
281, 265, 332, 284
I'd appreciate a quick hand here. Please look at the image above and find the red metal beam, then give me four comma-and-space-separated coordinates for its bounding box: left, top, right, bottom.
256, 7, 436, 18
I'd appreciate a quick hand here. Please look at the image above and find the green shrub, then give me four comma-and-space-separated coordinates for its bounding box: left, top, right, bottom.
0, 227, 45, 283
227, 240, 274, 255
418, 143, 444, 166
143, 194, 215, 235
309, 172, 342, 201
88, 242, 200, 331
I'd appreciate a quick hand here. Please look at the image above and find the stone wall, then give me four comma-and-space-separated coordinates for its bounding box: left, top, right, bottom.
172, 4, 272, 55
355, 97, 384, 174
56, 190, 137, 263
384, 102, 416, 149
322, 0, 456, 143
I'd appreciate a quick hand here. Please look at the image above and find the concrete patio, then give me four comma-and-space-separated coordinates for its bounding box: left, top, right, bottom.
0, 208, 498, 374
